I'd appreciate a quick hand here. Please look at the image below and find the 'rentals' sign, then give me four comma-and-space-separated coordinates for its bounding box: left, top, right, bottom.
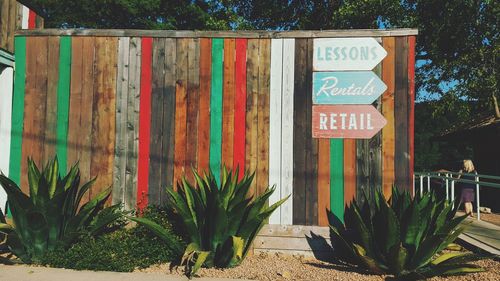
313, 38, 387, 71
312, 71, 387, 104
312, 105, 387, 139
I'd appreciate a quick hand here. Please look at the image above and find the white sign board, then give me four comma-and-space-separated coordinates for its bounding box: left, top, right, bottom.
313, 38, 387, 71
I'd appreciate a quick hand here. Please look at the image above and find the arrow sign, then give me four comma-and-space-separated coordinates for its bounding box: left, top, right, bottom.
313, 38, 387, 71
312, 105, 387, 139
313, 71, 387, 104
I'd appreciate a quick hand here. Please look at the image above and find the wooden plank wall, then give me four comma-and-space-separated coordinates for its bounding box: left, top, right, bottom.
10, 34, 415, 227
0, 0, 43, 53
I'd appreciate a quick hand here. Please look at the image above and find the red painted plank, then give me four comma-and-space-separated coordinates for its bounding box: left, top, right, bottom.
28, 10, 36, 29
137, 37, 152, 210
344, 139, 356, 205
233, 39, 247, 178
408, 36, 416, 193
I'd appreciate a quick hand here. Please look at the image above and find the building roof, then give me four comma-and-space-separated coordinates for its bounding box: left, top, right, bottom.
440, 113, 500, 138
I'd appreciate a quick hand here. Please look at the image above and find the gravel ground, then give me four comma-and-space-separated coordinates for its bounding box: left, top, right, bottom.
139, 252, 500, 281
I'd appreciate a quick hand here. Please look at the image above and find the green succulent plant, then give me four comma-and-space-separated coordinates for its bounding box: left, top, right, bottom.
130, 168, 288, 277
329, 187, 485, 279
0, 157, 123, 263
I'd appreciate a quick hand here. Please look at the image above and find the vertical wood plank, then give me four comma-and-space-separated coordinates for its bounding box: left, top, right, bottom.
344, 139, 356, 205
90, 37, 117, 200
9, 36, 26, 186
21, 36, 48, 192
368, 62, 383, 201
148, 38, 166, 204
186, 38, 200, 182
257, 39, 271, 196
245, 39, 259, 197
221, 38, 235, 171
0, 0, 9, 51
381, 37, 396, 200
161, 38, 176, 201
174, 38, 189, 187
137, 37, 152, 209
6, 0, 16, 52
113, 37, 130, 206
356, 138, 369, 203
0, 66, 13, 210
293, 38, 308, 225
68, 37, 84, 187
330, 139, 344, 222
233, 38, 247, 178
56, 36, 72, 173
280, 38, 295, 225
394, 37, 409, 192
27, 9, 35, 29
197, 38, 211, 173
306, 42, 318, 226
317, 139, 330, 226
268, 38, 283, 224
125, 37, 141, 209
209, 38, 224, 184
43, 37, 60, 162
408, 36, 416, 193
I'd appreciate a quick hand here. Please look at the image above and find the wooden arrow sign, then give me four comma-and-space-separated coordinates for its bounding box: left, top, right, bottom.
312, 105, 387, 139
313, 38, 387, 71
312, 71, 387, 104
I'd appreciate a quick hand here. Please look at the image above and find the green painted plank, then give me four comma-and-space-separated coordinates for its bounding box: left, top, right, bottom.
9, 36, 26, 186
330, 138, 344, 222
56, 36, 71, 175
209, 38, 223, 185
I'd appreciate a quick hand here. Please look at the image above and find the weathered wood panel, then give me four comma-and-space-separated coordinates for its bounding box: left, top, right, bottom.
173, 38, 188, 187
394, 37, 410, 191
317, 139, 330, 226
197, 38, 211, 173
344, 139, 356, 205
43, 37, 59, 162
222, 38, 235, 171
209, 38, 224, 183
148, 38, 166, 202
408, 36, 416, 192
185, 38, 200, 183
257, 39, 271, 196
245, 39, 259, 197
233, 39, 247, 177
381, 37, 396, 200
90, 37, 117, 200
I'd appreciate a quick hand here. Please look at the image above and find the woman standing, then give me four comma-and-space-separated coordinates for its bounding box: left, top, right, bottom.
458, 159, 477, 217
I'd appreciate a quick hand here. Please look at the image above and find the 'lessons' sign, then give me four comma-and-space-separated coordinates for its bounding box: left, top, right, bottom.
313, 38, 387, 71
312, 71, 387, 104
312, 105, 387, 139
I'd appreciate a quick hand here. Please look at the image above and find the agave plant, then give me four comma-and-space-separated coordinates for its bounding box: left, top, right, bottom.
329, 187, 485, 279
130, 168, 288, 277
0, 157, 122, 263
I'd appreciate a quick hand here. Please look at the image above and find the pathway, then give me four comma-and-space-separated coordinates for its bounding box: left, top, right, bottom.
459, 216, 500, 256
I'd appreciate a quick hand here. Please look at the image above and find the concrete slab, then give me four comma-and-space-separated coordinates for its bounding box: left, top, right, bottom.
0, 265, 250, 281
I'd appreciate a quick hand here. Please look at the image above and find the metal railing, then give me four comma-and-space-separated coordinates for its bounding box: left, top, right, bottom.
414, 172, 500, 221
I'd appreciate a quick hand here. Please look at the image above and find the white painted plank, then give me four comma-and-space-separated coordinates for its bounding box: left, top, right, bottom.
280, 39, 295, 225
268, 39, 283, 224
112, 37, 130, 206
0, 67, 14, 213
21, 5, 29, 29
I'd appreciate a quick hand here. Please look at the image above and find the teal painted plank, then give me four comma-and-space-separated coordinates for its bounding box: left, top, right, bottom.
9, 36, 26, 186
56, 36, 72, 174
330, 138, 344, 222
209, 38, 223, 185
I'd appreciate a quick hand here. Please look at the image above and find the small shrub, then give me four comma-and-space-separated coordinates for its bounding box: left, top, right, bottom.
0, 157, 122, 263
329, 187, 485, 279
130, 168, 288, 277
41, 206, 184, 272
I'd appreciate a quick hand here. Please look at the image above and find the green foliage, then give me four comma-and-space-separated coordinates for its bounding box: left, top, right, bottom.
330, 188, 485, 279
130, 168, 288, 277
0, 157, 123, 263
40, 206, 183, 272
